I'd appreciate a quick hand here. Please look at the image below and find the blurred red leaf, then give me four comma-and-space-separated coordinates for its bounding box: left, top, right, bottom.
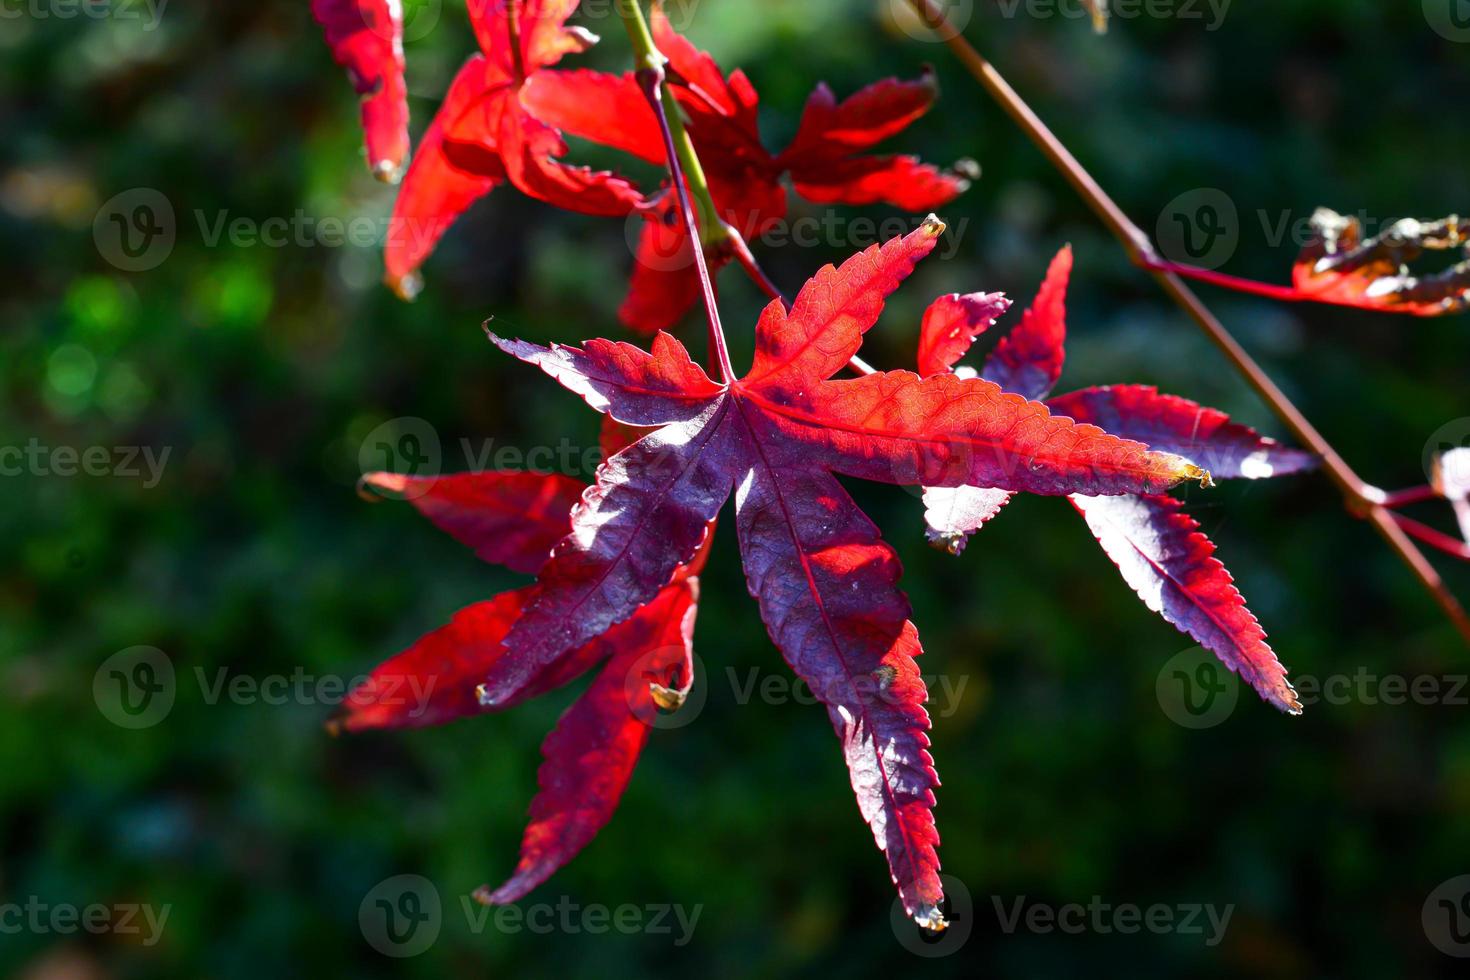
339, 466, 706, 900
1290, 209, 1470, 316
383, 0, 644, 297
522, 7, 973, 332
311, 0, 410, 182
1155, 208, 1470, 317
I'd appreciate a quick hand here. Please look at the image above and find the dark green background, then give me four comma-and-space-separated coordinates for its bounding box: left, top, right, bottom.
3, 0, 1469, 976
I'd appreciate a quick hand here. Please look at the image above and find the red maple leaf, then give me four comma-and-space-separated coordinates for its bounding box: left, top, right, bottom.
1288, 209, 1469, 315
479, 220, 1209, 924
522, 5, 974, 332
311, 0, 411, 182
340, 421, 709, 902
1153, 207, 1470, 317
381, 0, 646, 298
917, 246, 1317, 714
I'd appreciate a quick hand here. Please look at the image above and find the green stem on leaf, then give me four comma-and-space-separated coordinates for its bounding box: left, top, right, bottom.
618, 0, 734, 382
617, 0, 729, 249
901, 0, 1470, 644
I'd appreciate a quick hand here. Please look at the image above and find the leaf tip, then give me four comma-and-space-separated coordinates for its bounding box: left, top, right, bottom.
484, 326, 516, 355
387, 270, 423, 302
926, 530, 969, 556
1182, 462, 1215, 489
357, 472, 408, 502
649, 682, 687, 713
565, 26, 600, 52
372, 159, 404, 185
913, 903, 949, 933
920, 214, 947, 238
1280, 681, 1304, 716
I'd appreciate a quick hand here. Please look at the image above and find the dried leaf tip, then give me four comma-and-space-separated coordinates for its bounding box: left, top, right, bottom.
1184, 462, 1215, 489
914, 904, 949, 933
372, 159, 404, 185
649, 683, 687, 713
927, 530, 968, 556
920, 214, 947, 237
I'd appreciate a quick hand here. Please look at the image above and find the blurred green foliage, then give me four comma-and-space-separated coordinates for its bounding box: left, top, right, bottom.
1, 1, 1468, 977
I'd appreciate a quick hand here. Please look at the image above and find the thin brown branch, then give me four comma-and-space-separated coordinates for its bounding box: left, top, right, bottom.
903, 0, 1470, 644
